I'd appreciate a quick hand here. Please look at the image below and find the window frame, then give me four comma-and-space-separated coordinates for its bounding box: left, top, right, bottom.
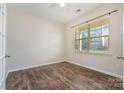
75, 18, 111, 55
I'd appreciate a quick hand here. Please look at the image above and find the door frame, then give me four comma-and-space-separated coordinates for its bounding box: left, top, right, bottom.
0, 3, 6, 90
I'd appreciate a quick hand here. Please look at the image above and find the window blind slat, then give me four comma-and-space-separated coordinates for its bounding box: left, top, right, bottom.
90, 18, 109, 28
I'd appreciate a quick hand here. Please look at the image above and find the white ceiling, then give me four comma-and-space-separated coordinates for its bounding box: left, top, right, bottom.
7, 3, 103, 24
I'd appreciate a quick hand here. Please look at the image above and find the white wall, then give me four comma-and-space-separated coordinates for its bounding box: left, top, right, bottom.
65, 4, 123, 78
6, 4, 123, 79
6, 8, 65, 73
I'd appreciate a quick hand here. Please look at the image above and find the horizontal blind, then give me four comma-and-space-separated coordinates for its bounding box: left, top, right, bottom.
90, 18, 109, 28
76, 18, 109, 32
75, 17, 109, 53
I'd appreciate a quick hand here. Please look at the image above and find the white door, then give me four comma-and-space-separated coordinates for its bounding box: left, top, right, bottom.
0, 3, 6, 90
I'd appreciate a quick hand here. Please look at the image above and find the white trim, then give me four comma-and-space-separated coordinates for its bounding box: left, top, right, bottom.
123, 4, 124, 90
6, 60, 65, 75
0, 56, 5, 59
0, 3, 6, 90
0, 76, 5, 90
65, 60, 123, 79
6, 60, 123, 79
0, 78, 3, 88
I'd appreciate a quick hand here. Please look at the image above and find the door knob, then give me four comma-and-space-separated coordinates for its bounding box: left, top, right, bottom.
5, 55, 11, 58
117, 56, 124, 60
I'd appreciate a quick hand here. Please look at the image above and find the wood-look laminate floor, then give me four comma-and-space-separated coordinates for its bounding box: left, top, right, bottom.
6, 62, 123, 90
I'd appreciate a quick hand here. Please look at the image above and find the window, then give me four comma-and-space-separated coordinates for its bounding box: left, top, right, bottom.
75, 18, 109, 54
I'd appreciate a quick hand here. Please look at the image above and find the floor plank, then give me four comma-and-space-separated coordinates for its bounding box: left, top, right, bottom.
6, 62, 123, 90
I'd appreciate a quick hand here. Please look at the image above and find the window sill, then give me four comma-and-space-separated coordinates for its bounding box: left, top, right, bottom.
75, 50, 112, 56
89, 51, 112, 56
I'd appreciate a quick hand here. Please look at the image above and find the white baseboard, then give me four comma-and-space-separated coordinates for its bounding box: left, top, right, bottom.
65, 60, 123, 79
6, 60, 65, 78
6, 59, 123, 80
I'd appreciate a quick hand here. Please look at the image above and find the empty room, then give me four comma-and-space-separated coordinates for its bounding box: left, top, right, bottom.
0, 3, 124, 90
